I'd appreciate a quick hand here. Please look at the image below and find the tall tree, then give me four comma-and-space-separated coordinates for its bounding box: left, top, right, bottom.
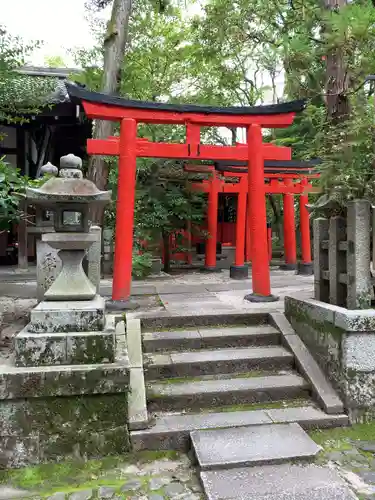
323, 0, 349, 121
88, 0, 133, 223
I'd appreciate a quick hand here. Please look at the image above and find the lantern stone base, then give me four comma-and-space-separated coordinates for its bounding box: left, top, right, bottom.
0, 361, 130, 468
14, 328, 115, 367
28, 295, 105, 333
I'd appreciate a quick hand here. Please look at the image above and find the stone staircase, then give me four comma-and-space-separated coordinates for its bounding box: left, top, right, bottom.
129, 313, 355, 499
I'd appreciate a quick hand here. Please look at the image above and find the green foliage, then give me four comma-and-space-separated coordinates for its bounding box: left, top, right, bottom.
134, 160, 207, 246
132, 251, 153, 278
0, 26, 56, 122
0, 156, 46, 231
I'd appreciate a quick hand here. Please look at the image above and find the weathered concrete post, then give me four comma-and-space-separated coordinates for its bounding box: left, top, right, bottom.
346, 200, 372, 309
329, 216, 347, 307
87, 225, 102, 293
313, 218, 329, 303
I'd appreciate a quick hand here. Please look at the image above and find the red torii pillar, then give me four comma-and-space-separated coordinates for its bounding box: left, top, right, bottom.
230, 176, 249, 279
280, 177, 297, 271
204, 171, 220, 272
111, 119, 138, 306
297, 177, 313, 275
245, 125, 277, 302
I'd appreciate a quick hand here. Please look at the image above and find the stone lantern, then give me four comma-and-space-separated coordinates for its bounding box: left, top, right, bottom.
26, 154, 111, 301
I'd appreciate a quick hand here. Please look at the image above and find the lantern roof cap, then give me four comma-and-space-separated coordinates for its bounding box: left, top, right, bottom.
26, 154, 111, 205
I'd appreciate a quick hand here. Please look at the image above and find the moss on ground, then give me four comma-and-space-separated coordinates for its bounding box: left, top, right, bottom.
310, 421, 375, 469
0, 450, 180, 494
309, 421, 375, 449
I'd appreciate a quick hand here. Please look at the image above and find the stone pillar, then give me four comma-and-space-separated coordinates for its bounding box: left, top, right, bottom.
313, 218, 329, 303
346, 200, 372, 309
329, 216, 347, 307
102, 228, 113, 275
87, 225, 102, 293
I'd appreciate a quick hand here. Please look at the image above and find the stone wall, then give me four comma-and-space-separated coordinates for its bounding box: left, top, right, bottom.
285, 296, 375, 422
313, 200, 372, 309
0, 359, 130, 468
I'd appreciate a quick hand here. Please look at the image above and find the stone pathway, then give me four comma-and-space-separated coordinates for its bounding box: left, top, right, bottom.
0, 454, 204, 499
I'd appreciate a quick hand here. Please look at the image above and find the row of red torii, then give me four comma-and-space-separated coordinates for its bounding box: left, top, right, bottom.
67, 83, 315, 308
183, 159, 318, 279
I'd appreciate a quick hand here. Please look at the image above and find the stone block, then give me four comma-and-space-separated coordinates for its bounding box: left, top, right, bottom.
29, 296, 105, 333
131, 409, 272, 452
0, 393, 127, 437
39, 425, 130, 464
148, 374, 309, 412
14, 329, 115, 367
126, 318, 142, 368
0, 425, 130, 468
334, 308, 375, 331
0, 362, 129, 400
36, 240, 61, 302
284, 296, 338, 326
15, 329, 66, 367
128, 367, 148, 430
313, 218, 329, 302
329, 216, 347, 307
346, 200, 372, 309
266, 406, 349, 429
276, 313, 344, 414
66, 331, 114, 365
343, 333, 375, 371
200, 464, 356, 500
191, 423, 321, 470
146, 346, 293, 379
0, 434, 40, 468
141, 312, 268, 331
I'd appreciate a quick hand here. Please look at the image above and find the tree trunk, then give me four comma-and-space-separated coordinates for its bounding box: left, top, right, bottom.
88, 0, 133, 223
323, 0, 350, 121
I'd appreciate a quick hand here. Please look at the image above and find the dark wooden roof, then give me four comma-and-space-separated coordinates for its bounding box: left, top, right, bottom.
66, 82, 306, 116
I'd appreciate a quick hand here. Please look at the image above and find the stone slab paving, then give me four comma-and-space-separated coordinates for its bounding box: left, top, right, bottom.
200, 463, 357, 499
131, 406, 349, 452
191, 423, 321, 470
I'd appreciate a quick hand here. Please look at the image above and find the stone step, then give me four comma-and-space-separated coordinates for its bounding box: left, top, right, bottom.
142, 324, 280, 353
131, 406, 349, 451
147, 373, 310, 412
145, 346, 293, 380
191, 422, 321, 470
200, 463, 356, 499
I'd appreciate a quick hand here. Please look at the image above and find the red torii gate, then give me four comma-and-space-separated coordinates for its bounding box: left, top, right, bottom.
66, 83, 305, 308
186, 162, 318, 278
